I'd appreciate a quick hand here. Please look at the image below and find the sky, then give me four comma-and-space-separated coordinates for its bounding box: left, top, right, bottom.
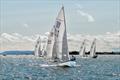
0, 0, 120, 35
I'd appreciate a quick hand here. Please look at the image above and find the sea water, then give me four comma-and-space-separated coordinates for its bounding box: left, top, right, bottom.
0, 55, 120, 80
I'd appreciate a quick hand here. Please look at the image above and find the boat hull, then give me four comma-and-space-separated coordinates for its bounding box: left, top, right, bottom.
92, 55, 98, 58
57, 61, 76, 67
80, 57, 89, 59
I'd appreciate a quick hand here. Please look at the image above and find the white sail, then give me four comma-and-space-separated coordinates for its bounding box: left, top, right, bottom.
61, 7, 70, 61
54, 6, 69, 61
51, 26, 59, 61
79, 39, 86, 57
41, 42, 47, 56
46, 28, 55, 58
46, 6, 69, 61
51, 7, 64, 61
46, 6, 76, 67
90, 39, 97, 58
34, 36, 42, 57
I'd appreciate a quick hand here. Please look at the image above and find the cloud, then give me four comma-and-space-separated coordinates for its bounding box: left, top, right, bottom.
75, 4, 83, 9
45, 32, 50, 36
1, 31, 119, 52
77, 10, 95, 22
76, 4, 95, 22
23, 23, 29, 28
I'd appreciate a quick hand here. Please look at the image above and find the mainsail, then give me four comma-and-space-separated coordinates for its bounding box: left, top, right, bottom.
90, 39, 97, 57
55, 6, 69, 61
34, 36, 42, 56
79, 39, 86, 57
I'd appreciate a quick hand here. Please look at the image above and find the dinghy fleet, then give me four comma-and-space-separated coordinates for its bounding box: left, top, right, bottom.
34, 6, 97, 67
79, 39, 97, 58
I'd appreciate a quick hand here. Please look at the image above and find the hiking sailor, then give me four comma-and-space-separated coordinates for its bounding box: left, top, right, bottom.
70, 55, 76, 61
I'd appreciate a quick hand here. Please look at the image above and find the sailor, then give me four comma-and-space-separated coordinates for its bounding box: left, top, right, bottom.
43, 51, 47, 56
70, 55, 76, 61
54, 57, 59, 62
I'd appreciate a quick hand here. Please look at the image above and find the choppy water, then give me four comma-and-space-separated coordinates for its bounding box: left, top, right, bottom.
0, 55, 120, 80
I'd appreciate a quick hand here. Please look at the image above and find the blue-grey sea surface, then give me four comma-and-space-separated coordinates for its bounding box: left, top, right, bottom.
0, 55, 120, 80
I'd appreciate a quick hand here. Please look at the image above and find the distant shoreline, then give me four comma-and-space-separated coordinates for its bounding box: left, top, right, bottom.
69, 51, 120, 55
0, 50, 120, 55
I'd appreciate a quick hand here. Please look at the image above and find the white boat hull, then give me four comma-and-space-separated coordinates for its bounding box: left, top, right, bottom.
57, 61, 76, 67
80, 57, 89, 59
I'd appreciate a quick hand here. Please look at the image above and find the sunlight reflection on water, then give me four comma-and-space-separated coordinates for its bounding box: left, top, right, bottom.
0, 55, 120, 80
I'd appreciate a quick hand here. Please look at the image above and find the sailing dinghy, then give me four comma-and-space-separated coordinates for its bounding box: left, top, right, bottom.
90, 39, 97, 58
46, 28, 55, 60
46, 6, 76, 67
34, 36, 42, 57
79, 39, 88, 58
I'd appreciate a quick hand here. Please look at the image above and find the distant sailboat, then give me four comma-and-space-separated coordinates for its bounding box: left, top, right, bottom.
90, 39, 97, 58
34, 36, 42, 57
46, 6, 76, 67
79, 39, 87, 58
52, 28, 59, 62
46, 28, 55, 59
41, 42, 47, 57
